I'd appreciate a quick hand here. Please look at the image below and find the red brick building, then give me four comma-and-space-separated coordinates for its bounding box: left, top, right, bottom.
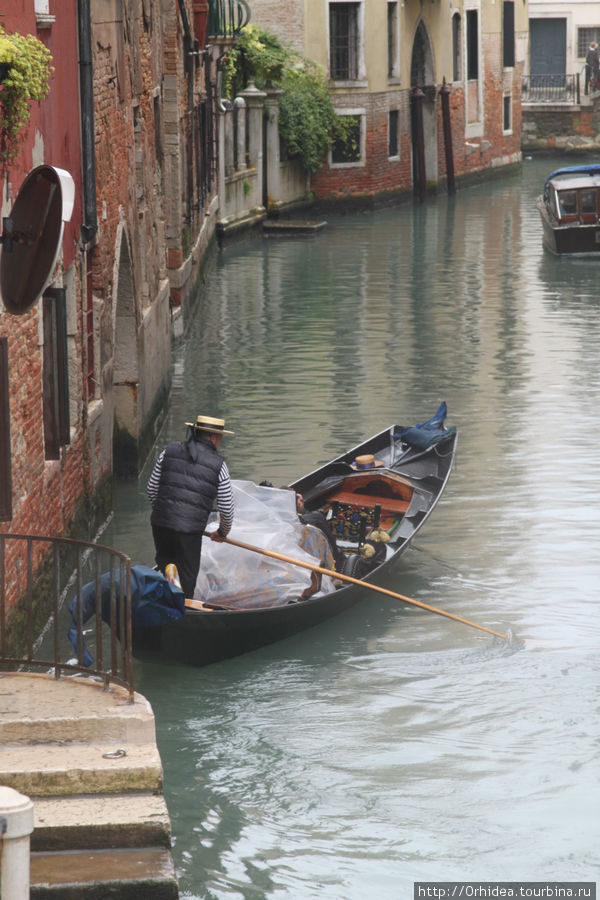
0, 4, 86, 543
0, 3, 232, 626
249, 0, 527, 203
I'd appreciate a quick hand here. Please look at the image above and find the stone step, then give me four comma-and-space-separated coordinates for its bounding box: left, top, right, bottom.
0, 742, 163, 796
31, 792, 172, 851
0, 671, 156, 745
30, 846, 179, 899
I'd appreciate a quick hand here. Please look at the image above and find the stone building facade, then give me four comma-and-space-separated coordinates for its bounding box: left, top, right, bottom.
248, 0, 529, 202
0, 2, 226, 621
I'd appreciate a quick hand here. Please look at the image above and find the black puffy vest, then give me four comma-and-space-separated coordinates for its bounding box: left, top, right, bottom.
150, 438, 224, 533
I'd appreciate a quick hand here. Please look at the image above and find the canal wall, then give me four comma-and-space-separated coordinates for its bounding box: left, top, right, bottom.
522, 95, 600, 151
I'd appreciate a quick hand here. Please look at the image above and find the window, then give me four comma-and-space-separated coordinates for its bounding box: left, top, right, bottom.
331, 114, 362, 164
0, 338, 12, 521
503, 95, 512, 132
558, 191, 577, 216
452, 14, 462, 81
85, 265, 95, 400
330, 2, 360, 80
578, 28, 600, 58
387, 2, 399, 79
154, 94, 163, 170
581, 189, 597, 215
42, 289, 71, 461
503, 2, 515, 68
388, 110, 399, 158
466, 10, 479, 80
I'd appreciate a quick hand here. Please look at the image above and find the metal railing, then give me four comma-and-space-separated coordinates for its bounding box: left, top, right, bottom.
522, 73, 581, 105
0, 534, 134, 701
208, 0, 251, 39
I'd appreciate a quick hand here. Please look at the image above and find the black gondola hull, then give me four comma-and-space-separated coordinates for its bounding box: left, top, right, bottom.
133, 420, 457, 667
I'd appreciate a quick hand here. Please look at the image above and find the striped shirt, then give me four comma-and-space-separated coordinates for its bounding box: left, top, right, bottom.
146, 450, 234, 535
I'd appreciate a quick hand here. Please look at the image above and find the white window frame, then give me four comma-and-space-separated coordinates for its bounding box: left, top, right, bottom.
327, 0, 367, 86
388, 108, 399, 160
452, 12, 463, 84
502, 94, 513, 135
387, 1, 401, 83
35, 0, 55, 27
329, 108, 366, 169
464, 1, 483, 138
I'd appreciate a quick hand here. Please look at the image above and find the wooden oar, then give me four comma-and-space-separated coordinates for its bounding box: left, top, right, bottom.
208, 533, 509, 640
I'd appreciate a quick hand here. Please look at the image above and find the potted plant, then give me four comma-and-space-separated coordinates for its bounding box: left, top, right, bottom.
0, 25, 53, 163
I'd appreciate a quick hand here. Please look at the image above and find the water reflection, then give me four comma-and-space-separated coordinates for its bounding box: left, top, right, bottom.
111, 154, 600, 898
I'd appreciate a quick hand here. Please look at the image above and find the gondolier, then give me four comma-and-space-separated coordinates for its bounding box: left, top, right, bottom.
147, 415, 234, 598
134, 404, 460, 668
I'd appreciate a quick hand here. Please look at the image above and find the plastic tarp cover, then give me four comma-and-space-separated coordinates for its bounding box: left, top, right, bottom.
194, 481, 336, 608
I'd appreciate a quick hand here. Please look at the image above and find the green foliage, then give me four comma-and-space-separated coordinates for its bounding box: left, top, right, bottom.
222, 25, 287, 99
223, 25, 349, 174
0, 26, 53, 163
279, 62, 351, 174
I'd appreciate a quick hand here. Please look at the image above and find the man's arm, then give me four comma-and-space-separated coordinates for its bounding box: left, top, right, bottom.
215, 461, 234, 537
146, 450, 165, 505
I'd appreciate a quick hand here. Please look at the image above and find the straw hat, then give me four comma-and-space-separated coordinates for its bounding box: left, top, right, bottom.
351, 453, 384, 469
185, 415, 234, 435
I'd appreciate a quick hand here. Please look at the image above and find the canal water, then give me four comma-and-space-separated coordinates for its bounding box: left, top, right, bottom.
107, 154, 599, 899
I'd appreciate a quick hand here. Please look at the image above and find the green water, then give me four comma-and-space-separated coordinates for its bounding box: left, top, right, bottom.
108, 155, 600, 899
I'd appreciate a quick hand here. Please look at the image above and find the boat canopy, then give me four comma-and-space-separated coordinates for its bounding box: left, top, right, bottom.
544, 164, 600, 190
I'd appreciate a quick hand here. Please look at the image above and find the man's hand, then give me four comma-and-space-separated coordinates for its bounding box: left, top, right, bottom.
209, 528, 227, 543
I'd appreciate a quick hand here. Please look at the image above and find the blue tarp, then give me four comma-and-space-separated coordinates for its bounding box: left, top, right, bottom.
68, 565, 185, 666
393, 401, 454, 451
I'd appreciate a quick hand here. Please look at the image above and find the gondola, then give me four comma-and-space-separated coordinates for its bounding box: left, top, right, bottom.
131, 404, 457, 667
536, 164, 600, 256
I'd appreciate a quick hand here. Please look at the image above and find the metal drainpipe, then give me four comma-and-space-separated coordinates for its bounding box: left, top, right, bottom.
177, 0, 196, 223
77, 0, 98, 245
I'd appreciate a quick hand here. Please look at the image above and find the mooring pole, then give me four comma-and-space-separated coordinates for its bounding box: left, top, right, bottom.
440, 78, 456, 195
411, 87, 426, 202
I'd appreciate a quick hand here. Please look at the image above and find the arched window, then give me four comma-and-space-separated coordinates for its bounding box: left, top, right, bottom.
452, 13, 462, 82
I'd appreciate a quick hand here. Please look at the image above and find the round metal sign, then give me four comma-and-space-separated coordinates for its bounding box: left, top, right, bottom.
0, 165, 74, 315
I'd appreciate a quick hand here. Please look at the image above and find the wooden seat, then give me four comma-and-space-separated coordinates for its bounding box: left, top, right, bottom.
328, 490, 410, 515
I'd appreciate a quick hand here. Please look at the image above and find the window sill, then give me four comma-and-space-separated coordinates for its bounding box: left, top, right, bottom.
329, 160, 365, 169
331, 79, 368, 89
36, 14, 56, 28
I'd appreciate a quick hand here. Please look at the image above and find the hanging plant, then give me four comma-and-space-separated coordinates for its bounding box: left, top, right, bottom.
0, 25, 53, 163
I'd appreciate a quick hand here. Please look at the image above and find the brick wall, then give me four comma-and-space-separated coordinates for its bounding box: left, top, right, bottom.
522, 105, 600, 150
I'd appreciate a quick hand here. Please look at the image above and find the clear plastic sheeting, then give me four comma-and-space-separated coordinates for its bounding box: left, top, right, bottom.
194, 481, 336, 608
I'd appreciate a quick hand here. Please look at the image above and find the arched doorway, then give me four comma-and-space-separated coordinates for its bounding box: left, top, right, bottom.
410, 21, 438, 192
112, 230, 140, 478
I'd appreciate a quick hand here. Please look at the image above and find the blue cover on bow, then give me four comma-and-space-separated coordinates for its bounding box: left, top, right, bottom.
68, 565, 185, 666
393, 402, 451, 450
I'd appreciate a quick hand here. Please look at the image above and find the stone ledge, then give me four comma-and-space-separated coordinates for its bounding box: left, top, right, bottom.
0, 742, 163, 796
32, 792, 172, 851
0, 672, 156, 746
30, 846, 178, 900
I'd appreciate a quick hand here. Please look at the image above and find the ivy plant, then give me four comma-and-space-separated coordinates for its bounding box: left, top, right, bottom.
0, 26, 53, 163
222, 25, 350, 174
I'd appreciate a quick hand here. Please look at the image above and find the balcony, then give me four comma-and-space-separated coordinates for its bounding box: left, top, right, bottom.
208, 0, 251, 39
522, 73, 581, 105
